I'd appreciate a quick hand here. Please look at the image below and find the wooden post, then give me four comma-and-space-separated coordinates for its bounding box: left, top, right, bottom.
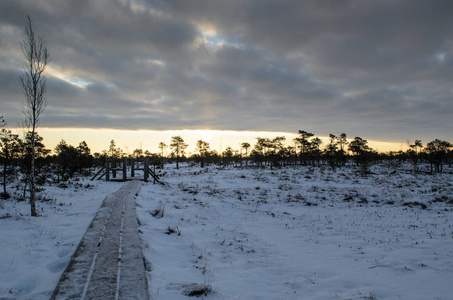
113, 160, 117, 178
144, 157, 149, 182
123, 157, 127, 181
91, 167, 105, 181
131, 158, 135, 178
106, 159, 110, 181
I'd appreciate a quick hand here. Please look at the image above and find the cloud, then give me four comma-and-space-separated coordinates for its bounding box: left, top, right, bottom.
0, 0, 452, 143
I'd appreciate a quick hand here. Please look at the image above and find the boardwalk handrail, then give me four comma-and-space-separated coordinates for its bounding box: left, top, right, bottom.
101, 157, 163, 184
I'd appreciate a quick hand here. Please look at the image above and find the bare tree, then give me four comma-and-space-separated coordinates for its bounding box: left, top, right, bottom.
18, 15, 49, 216
0, 115, 5, 127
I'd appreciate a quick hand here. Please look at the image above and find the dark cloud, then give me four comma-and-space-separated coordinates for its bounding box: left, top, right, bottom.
0, 0, 452, 143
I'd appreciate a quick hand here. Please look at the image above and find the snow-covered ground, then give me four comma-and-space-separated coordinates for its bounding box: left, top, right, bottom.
1, 162, 452, 299
136, 163, 453, 300
0, 178, 123, 299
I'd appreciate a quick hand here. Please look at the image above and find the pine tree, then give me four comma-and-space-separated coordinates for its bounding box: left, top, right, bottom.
170, 136, 188, 169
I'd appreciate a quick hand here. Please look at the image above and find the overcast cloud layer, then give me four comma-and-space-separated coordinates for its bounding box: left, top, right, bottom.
1, 0, 452, 142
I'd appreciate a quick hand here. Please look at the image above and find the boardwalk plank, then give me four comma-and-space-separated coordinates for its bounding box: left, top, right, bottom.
51, 181, 148, 300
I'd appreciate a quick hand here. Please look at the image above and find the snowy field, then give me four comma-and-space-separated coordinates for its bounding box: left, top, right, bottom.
0, 178, 123, 299
1, 162, 453, 299
136, 163, 453, 300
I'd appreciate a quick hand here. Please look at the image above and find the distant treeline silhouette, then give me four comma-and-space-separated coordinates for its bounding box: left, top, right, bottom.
1, 129, 452, 198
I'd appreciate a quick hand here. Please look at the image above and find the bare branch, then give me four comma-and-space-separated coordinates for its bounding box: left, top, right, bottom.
18, 15, 49, 217
19, 15, 49, 131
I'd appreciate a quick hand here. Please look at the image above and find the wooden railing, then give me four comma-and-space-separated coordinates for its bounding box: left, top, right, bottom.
90, 157, 163, 184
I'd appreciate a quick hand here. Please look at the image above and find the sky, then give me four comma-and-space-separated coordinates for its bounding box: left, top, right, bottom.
0, 0, 452, 153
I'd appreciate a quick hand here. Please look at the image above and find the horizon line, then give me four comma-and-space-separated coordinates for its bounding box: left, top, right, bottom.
2, 127, 413, 153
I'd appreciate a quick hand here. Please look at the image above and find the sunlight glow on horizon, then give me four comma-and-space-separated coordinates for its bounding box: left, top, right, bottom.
6, 127, 407, 155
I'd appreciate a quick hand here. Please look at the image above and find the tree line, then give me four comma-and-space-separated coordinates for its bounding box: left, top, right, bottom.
1, 129, 452, 199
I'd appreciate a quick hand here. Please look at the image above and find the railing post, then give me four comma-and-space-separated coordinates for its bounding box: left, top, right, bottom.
144, 157, 149, 182
123, 157, 127, 181
131, 158, 135, 178
113, 160, 117, 178
105, 159, 110, 181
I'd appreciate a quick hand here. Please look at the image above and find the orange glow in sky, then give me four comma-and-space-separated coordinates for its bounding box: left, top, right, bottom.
12, 128, 407, 155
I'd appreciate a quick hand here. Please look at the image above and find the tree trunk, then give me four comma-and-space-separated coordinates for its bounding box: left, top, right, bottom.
30, 126, 37, 216
19, 15, 49, 216
176, 144, 180, 169
2, 164, 7, 196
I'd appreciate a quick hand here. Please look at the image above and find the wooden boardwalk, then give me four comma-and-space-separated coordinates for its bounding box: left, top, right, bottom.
51, 181, 149, 299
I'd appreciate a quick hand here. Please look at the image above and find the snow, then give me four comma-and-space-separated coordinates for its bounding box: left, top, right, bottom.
0, 178, 123, 299
1, 163, 453, 299
136, 163, 453, 300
